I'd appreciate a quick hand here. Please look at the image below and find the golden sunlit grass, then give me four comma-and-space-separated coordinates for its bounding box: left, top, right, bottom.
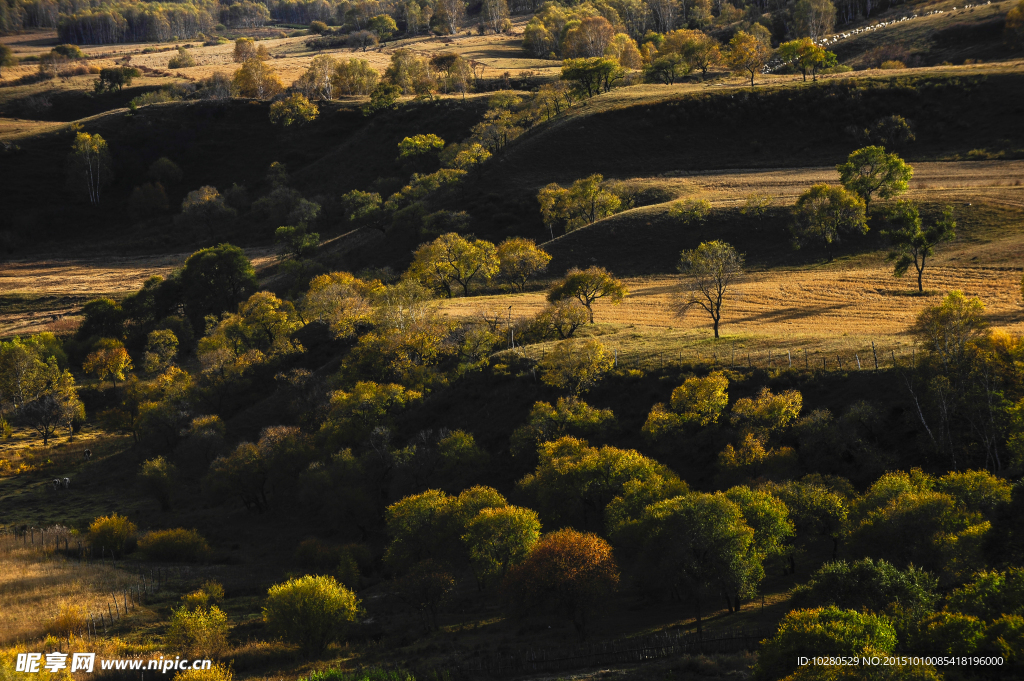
0, 537, 158, 645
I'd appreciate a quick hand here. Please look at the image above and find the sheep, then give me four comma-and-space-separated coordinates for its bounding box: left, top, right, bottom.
83, 449, 92, 462
52, 479, 61, 491
61, 478, 70, 489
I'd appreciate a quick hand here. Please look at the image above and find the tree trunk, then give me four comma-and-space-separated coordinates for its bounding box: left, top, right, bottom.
713, 316, 720, 339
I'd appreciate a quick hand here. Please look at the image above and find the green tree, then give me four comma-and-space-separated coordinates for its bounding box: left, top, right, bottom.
83, 339, 133, 387
94, 66, 140, 93
677, 240, 743, 339
363, 82, 402, 116
88, 513, 137, 558
233, 58, 284, 99
18, 358, 83, 445
463, 505, 541, 584
67, 132, 113, 206
635, 492, 763, 628
763, 479, 849, 565
728, 30, 771, 87
1007, 0, 1024, 47
791, 558, 938, 615
510, 398, 615, 460
546, 266, 627, 323
504, 528, 620, 640
168, 47, 196, 69
263, 575, 362, 657
332, 58, 379, 95
947, 568, 1024, 621
168, 605, 229, 657
912, 290, 987, 371
882, 201, 955, 292
397, 133, 445, 161
539, 338, 614, 396
139, 456, 178, 511
643, 52, 688, 84
792, 183, 868, 261
1, 44, 19, 77
561, 57, 623, 97
320, 381, 422, 447
178, 244, 258, 333
368, 13, 398, 40
496, 237, 552, 291
793, 0, 837, 39
669, 198, 712, 229
837, 146, 913, 208
407, 233, 499, 298
778, 37, 836, 81
519, 436, 677, 530
642, 371, 730, 440
755, 607, 897, 680
538, 175, 622, 237
725, 485, 796, 562
269, 93, 319, 126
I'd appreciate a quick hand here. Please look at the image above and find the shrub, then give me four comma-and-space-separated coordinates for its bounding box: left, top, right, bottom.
880, 60, 905, 70
149, 157, 183, 185
173, 665, 233, 681
309, 20, 328, 33
263, 575, 362, 657
138, 528, 210, 562
129, 182, 169, 220
139, 456, 178, 510
45, 603, 88, 637
168, 606, 229, 657
168, 47, 196, 69
88, 513, 137, 558
269, 93, 319, 126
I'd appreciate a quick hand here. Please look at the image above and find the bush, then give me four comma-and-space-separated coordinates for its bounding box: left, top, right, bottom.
173, 665, 233, 681
149, 157, 183, 185
181, 580, 225, 609
129, 183, 169, 220
88, 513, 137, 558
138, 528, 210, 562
309, 20, 328, 33
45, 603, 88, 637
269, 93, 319, 126
139, 456, 178, 510
263, 575, 362, 657
168, 606, 229, 657
168, 47, 196, 69
879, 60, 905, 70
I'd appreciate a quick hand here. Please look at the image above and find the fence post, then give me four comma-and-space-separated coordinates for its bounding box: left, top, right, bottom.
613, 349, 617, 368
768, 350, 772, 368
856, 354, 861, 370
872, 341, 878, 370
892, 350, 897, 368
788, 350, 792, 368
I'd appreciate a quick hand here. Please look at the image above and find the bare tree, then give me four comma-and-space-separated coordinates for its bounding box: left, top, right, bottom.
677, 241, 744, 339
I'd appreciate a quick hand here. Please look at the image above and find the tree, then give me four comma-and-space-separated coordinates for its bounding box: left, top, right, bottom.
349, 30, 380, 51
482, 0, 510, 34
0, 44, 17, 78
408, 233, 499, 298
535, 298, 590, 340
677, 241, 743, 339
947, 568, 1024, 621
332, 58, 379, 95
728, 30, 771, 87
836, 146, 913, 208
363, 82, 402, 116
496, 237, 551, 292
232, 58, 283, 99
435, 0, 466, 34
679, 30, 722, 80
635, 492, 763, 628
320, 381, 422, 447
742, 192, 774, 228
865, 114, 916, 151
1008, 0, 1024, 48
778, 38, 836, 81
139, 456, 178, 511
20, 364, 83, 446
233, 37, 269, 63
463, 505, 541, 584
564, 17, 616, 58
504, 528, 619, 640
83, 339, 133, 387
397, 134, 445, 161
669, 198, 712, 229
604, 33, 642, 69
643, 371, 730, 440
368, 14, 398, 41
67, 132, 113, 206
547, 266, 627, 323
912, 290, 988, 371
792, 184, 868, 261
791, 558, 939, 615
178, 244, 258, 334
94, 66, 140, 93
294, 55, 336, 101
539, 338, 614, 396
263, 575, 362, 657
538, 174, 622, 236
754, 607, 897, 681
883, 202, 955, 292
88, 513, 137, 558
269, 93, 319, 126
561, 57, 623, 96
510, 398, 616, 460
762, 479, 849, 565
794, 0, 837, 39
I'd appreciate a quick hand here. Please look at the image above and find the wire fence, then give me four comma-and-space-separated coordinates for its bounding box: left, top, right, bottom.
501, 341, 917, 374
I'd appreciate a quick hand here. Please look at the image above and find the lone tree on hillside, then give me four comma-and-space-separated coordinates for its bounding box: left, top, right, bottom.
0, 44, 18, 77
727, 30, 771, 87
539, 337, 614, 396
408, 233, 499, 298
547, 266, 628, 323
496, 237, 552, 292
67, 132, 113, 206
94, 66, 140, 93
836, 146, 913, 208
777, 38, 836, 81
677, 241, 744, 339
882, 201, 956, 292
791, 184, 868, 262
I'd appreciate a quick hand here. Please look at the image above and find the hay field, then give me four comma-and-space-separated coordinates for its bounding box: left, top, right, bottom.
0, 247, 278, 338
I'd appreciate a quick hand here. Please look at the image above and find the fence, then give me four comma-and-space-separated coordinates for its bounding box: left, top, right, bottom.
504, 341, 917, 375
466, 627, 771, 676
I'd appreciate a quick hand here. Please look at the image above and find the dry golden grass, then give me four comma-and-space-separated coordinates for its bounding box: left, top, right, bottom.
0, 538, 157, 644
0, 248, 278, 339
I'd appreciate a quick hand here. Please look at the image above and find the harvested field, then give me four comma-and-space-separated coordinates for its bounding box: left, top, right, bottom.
0, 248, 278, 338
